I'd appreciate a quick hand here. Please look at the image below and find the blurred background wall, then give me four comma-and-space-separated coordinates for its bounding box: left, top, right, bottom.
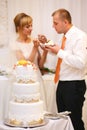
0, 0, 87, 68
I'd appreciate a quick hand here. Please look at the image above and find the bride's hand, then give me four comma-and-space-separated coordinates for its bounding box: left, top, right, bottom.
33, 39, 40, 48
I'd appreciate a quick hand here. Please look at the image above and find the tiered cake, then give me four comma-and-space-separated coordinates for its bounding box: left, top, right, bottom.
7, 60, 44, 126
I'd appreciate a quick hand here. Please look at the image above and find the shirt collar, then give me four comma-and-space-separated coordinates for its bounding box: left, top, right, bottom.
65, 25, 75, 40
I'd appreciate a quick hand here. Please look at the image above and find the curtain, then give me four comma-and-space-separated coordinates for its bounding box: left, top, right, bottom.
7, 0, 87, 39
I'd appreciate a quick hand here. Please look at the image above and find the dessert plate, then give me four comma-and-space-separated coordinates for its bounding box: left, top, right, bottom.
44, 111, 71, 120
44, 113, 61, 120
4, 118, 49, 128
40, 40, 55, 48
57, 111, 71, 116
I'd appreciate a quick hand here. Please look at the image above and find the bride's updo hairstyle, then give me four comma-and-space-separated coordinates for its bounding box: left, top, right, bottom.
14, 13, 33, 32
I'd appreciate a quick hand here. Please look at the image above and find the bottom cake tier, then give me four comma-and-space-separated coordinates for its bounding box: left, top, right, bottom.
8, 100, 44, 125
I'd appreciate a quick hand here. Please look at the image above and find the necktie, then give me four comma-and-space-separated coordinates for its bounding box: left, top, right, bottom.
54, 36, 66, 83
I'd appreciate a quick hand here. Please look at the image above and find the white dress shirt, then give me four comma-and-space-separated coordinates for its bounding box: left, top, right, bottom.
57, 26, 87, 81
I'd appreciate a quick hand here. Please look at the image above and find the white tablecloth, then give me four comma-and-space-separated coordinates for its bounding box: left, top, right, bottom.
42, 74, 57, 113
0, 76, 11, 121
0, 116, 74, 130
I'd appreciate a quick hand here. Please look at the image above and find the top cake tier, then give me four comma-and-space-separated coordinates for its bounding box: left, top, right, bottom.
13, 60, 38, 83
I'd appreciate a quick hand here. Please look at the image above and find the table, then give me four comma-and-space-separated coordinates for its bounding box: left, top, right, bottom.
0, 116, 74, 130
42, 74, 57, 113
0, 76, 11, 121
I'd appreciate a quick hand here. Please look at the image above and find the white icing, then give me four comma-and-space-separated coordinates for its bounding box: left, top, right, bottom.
8, 100, 44, 123
12, 82, 40, 102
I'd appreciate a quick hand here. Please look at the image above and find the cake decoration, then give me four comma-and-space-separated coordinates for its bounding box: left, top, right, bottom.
14, 60, 37, 70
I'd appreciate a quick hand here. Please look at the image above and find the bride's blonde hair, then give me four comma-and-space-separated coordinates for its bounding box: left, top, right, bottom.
14, 13, 33, 32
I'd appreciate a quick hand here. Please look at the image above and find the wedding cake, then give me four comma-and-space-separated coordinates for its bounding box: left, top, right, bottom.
7, 60, 44, 126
